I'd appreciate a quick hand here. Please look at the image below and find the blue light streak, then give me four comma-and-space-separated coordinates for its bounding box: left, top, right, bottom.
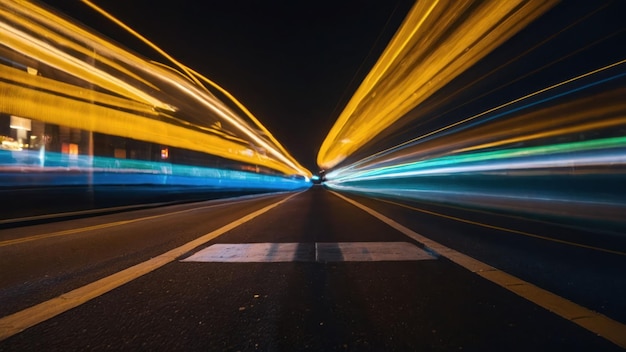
0, 149, 310, 191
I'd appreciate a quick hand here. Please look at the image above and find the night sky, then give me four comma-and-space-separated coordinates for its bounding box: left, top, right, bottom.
40, 0, 415, 172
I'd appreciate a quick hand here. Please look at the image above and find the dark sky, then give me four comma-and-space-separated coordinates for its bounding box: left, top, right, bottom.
41, 0, 415, 172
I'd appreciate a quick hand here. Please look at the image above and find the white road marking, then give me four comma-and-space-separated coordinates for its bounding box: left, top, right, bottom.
182, 241, 435, 262
0, 192, 301, 342
316, 242, 435, 262
182, 243, 314, 262
331, 191, 626, 349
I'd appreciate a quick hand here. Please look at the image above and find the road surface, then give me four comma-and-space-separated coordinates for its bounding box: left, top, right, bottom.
1, 186, 625, 351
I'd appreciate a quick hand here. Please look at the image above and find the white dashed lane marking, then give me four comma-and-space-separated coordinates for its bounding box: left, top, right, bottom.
181, 242, 436, 263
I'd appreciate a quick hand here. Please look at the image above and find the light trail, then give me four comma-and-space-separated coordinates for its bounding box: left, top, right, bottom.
318, 0, 626, 233
324, 70, 626, 184
324, 60, 626, 178
0, 0, 311, 192
0, 14, 171, 110
326, 137, 626, 182
79, 0, 310, 178
0, 68, 297, 176
317, 0, 558, 170
0, 148, 308, 190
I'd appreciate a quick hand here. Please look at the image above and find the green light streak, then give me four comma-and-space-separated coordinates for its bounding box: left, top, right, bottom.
333, 136, 626, 181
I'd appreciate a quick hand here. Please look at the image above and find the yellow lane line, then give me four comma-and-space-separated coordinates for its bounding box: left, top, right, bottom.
0, 192, 300, 341
0, 195, 274, 247
0, 202, 172, 225
1, 220, 145, 247
375, 197, 626, 256
331, 191, 626, 349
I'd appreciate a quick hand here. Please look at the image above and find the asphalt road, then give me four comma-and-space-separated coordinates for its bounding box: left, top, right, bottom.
1, 186, 625, 351
0, 185, 272, 223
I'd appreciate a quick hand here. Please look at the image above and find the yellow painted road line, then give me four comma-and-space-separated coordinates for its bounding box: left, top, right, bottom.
377, 197, 626, 256
331, 191, 626, 349
0, 192, 300, 341
1, 220, 146, 247
0, 194, 280, 248
0, 202, 171, 226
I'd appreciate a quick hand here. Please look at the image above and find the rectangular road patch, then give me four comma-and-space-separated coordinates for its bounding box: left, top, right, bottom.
316, 242, 435, 262
182, 242, 435, 262
182, 243, 314, 262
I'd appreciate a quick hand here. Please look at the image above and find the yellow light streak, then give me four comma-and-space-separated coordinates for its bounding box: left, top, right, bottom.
78, 0, 205, 91
0, 11, 171, 110
1, 0, 310, 177
1, 64, 158, 116
183, 66, 309, 176
342, 59, 626, 174
317, 0, 558, 170
0, 70, 298, 176
80, 0, 310, 178
0, 5, 160, 92
346, 88, 626, 172
1, 63, 253, 148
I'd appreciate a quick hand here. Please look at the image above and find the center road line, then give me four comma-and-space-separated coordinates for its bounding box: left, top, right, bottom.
0, 191, 302, 342
330, 191, 626, 349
